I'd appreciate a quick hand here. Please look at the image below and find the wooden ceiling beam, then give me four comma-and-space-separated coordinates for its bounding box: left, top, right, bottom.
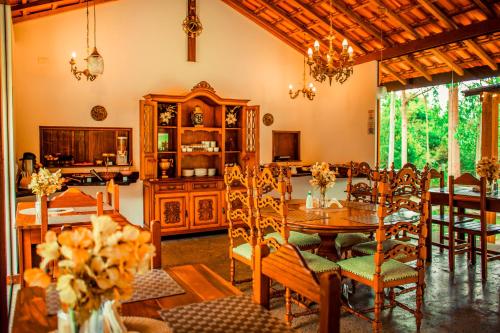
325, 0, 392, 47
353, 18, 500, 64
430, 49, 464, 76
416, 0, 497, 71
380, 63, 407, 85
471, 0, 496, 18
291, 0, 366, 53
403, 55, 432, 82
222, 0, 305, 55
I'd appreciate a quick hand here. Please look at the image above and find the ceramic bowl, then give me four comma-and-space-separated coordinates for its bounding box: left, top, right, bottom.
213, 147, 220, 152
182, 169, 194, 177
208, 168, 216, 176
120, 170, 133, 176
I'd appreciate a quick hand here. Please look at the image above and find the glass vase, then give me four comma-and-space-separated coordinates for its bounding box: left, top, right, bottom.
35, 195, 42, 225
57, 308, 104, 333
319, 187, 327, 209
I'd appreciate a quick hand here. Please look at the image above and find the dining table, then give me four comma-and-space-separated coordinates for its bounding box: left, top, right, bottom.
284, 199, 419, 261
15, 200, 127, 286
427, 186, 500, 262
11, 264, 243, 333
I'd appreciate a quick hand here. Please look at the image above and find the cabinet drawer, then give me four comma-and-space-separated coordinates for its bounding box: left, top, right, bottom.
191, 181, 219, 191
156, 183, 186, 192
155, 193, 189, 231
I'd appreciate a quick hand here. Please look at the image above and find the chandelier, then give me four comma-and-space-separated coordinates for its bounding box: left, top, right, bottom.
307, 0, 354, 85
289, 53, 317, 101
69, 0, 104, 81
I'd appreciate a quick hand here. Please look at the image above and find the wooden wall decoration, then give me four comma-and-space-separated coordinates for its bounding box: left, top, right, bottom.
262, 113, 274, 126
183, 0, 203, 62
91, 105, 107, 121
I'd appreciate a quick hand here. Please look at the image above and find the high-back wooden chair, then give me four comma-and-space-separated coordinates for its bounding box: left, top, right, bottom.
346, 161, 379, 203
253, 167, 338, 325
253, 243, 341, 333
448, 174, 500, 280
261, 164, 293, 200
106, 179, 120, 212
224, 165, 255, 285
338, 167, 430, 333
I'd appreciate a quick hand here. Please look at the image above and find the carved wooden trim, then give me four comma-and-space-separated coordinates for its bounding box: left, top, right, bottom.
191, 81, 215, 93
163, 201, 181, 224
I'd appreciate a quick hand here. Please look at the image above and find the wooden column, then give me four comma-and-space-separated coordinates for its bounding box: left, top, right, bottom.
448, 85, 461, 176
481, 92, 499, 243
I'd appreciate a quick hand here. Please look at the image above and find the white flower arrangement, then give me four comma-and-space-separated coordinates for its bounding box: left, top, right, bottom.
159, 105, 177, 125
29, 168, 64, 197
225, 106, 239, 126
476, 157, 500, 182
309, 162, 336, 190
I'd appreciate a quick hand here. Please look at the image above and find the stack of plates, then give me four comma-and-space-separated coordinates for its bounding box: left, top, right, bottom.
194, 168, 207, 177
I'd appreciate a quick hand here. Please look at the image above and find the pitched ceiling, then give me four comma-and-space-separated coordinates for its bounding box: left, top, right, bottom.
222, 0, 500, 89
9, 0, 500, 90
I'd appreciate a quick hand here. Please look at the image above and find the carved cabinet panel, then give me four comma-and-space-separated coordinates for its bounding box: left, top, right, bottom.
155, 193, 189, 231
190, 191, 220, 230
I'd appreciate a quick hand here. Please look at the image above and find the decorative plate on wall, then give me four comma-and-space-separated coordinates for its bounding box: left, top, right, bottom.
262, 113, 274, 126
91, 105, 107, 121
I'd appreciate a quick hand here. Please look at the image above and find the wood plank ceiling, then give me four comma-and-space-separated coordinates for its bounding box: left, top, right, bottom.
10, 0, 116, 24
222, 0, 500, 90
9, 0, 500, 90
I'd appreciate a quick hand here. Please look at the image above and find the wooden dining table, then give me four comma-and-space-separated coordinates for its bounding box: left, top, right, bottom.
284, 199, 419, 260
15, 200, 127, 285
11, 264, 242, 333
427, 186, 500, 262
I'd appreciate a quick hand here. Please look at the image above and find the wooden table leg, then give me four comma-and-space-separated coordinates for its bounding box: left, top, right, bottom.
426, 203, 432, 262
317, 234, 339, 261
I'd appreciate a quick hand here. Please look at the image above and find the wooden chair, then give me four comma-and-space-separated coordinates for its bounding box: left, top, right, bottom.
428, 169, 473, 253
262, 163, 293, 200
339, 161, 377, 257
253, 167, 339, 325
224, 165, 255, 285
254, 167, 321, 251
148, 220, 162, 269
106, 179, 120, 212
337, 167, 430, 332
253, 243, 341, 333
449, 174, 500, 280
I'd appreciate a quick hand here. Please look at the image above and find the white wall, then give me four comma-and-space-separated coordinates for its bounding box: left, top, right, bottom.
12, 0, 377, 225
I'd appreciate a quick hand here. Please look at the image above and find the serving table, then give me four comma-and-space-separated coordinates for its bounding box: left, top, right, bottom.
284, 199, 419, 260
11, 264, 242, 333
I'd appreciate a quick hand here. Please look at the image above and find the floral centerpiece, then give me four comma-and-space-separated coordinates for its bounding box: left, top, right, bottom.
24, 215, 155, 332
29, 168, 64, 224
309, 162, 336, 208
476, 157, 500, 191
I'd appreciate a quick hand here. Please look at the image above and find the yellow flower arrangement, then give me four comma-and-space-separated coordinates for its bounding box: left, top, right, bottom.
476, 157, 500, 183
29, 168, 64, 197
24, 215, 155, 324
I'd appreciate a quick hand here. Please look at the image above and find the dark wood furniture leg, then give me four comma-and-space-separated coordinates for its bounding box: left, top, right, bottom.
319, 272, 341, 333
317, 233, 340, 261
426, 203, 432, 262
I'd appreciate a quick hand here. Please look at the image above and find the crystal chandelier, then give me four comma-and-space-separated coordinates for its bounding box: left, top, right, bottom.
289, 53, 317, 101
307, 0, 354, 85
69, 0, 104, 81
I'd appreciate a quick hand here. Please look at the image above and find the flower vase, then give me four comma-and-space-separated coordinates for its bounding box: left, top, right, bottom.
35, 195, 42, 225
319, 187, 327, 209
58, 308, 105, 333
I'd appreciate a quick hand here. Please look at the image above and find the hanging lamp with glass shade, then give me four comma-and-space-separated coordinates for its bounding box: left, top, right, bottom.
69, 0, 104, 81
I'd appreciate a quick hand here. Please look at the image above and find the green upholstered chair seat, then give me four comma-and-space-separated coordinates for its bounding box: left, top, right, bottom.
300, 251, 340, 273
338, 255, 417, 282
265, 231, 321, 248
352, 239, 408, 256
335, 233, 371, 249
232, 243, 252, 260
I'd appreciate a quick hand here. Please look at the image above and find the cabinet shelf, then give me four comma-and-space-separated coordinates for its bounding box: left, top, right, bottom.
225, 151, 241, 153
225, 127, 241, 130
158, 126, 177, 129
181, 127, 221, 133
181, 152, 222, 156
158, 151, 177, 154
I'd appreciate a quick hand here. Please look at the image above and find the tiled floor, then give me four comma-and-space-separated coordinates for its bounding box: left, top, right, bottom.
163, 232, 500, 333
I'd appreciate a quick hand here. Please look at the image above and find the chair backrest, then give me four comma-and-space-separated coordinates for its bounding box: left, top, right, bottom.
428, 168, 445, 215
260, 164, 293, 200
224, 166, 255, 251
106, 179, 120, 212
376, 167, 430, 267
346, 161, 379, 203
149, 220, 162, 269
253, 167, 288, 249
253, 242, 341, 333
448, 173, 486, 220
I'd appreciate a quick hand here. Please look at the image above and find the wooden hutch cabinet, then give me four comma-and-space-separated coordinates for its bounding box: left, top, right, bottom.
140, 81, 259, 235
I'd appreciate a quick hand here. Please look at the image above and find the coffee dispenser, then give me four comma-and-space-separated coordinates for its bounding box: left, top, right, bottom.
18, 152, 37, 189
116, 136, 128, 165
